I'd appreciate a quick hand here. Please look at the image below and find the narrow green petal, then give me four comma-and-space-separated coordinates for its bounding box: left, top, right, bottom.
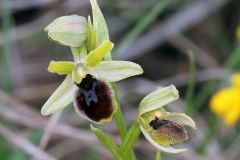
139, 85, 179, 116
93, 61, 143, 82
41, 75, 77, 115
164, 112, 196, 129
48, 61, 75, 75
86, 40, 114, 67
140, 125, 187, 153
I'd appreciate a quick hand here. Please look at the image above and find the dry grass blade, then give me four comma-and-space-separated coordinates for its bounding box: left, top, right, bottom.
0, 0, 89, 46
120, 68, 229, 96
0, 123, 56, 160
48, 140, 112, 159
0, 90, 42, 118
38, 112, 62, 149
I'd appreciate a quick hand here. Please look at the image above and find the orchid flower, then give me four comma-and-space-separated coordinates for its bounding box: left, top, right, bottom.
41, 40, 143, 124
138, 85, 196, 153
41, 0, 143, 124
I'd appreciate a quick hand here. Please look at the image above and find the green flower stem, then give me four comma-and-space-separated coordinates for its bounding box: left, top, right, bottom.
155, 150, 161, 160
111, 83, 127, 139
198, 114, 219, 155
224, 42, 240, 69
91, 125, 124, 160
120, 122, 141, 157
111, 83, 136, 160
184, 52, 196, 115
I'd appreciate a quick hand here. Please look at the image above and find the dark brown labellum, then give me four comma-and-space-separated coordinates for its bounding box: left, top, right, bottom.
149, 117, 189, 146
74, 74, 114, 123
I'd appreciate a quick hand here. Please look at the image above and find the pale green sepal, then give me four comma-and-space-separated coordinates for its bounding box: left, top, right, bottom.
48, 61, 75, 75
90, 0, 109, 47
139, 125, 187, 153
93, 61, 143, 82
45, 15, 87, 47
41, 75, 77, 115
164, 112, 196, 129
139, 85, 179, 116
86, 40, 114, 67
86, 16, 96, 53
71, 45, 87, 63
90, 0, 111, 60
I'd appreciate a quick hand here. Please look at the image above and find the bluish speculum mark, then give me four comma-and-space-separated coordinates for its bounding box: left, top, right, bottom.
80, 82, 98, 106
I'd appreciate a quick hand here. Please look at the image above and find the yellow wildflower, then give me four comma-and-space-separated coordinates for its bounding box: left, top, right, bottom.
210, 74, 240, 126
237, 26, 240, 40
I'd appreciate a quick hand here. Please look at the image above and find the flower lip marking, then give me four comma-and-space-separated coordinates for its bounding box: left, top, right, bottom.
150, 117, 168, 130
76, 74, 98, 106
74, 74, 114, 122
149, 117, 189, 147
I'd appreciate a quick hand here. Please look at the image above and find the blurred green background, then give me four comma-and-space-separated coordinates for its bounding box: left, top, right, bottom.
0, 0, 240, 159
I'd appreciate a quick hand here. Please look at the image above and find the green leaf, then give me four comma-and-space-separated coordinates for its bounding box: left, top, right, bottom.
93, 61, 143, 82
86, 40, 114, 67
139, 85, 179, 116
47, 61, 75, 75
120, 122, 140, 156
41, 75, 77, 115
90, 125, 124, 160
45, 15, 87, 47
